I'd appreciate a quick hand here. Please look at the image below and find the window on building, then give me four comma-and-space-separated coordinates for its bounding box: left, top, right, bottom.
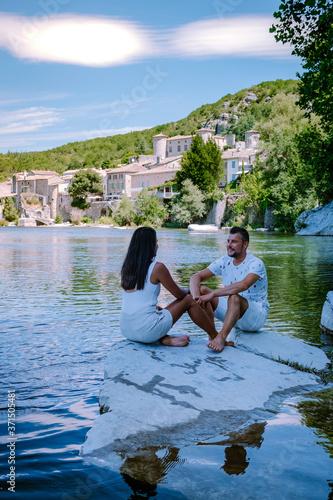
119, 174, 123, 179
142, 182, 145, 188
184, 145, 187, 151
177, 145, 181, 152
137, 181, 140, 188
232, 174, 236, 180
113, 174, 117, 179
169, 146, 172, 153
232, 161, 236, 169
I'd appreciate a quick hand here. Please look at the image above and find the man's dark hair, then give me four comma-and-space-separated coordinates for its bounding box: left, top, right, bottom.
230, 226, 249, 243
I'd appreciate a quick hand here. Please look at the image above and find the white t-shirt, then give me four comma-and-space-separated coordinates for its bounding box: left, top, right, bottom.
208, 253, 269, 311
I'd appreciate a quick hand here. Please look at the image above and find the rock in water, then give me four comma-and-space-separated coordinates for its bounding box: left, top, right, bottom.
321, 291, 333, 334
81, 333, 329, 470
295, 201, 333, 236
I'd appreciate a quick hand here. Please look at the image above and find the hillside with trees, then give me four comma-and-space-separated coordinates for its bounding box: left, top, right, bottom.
0, 78, 299, 183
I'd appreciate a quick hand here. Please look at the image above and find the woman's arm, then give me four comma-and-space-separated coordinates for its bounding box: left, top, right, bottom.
151, 262, 188, 300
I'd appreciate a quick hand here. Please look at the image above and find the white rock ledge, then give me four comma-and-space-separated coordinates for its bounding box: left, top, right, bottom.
81, 332, 329, 470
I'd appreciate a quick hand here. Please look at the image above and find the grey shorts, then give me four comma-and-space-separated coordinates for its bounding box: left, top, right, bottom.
120, 308, 173, 343
214, 297, 268, 332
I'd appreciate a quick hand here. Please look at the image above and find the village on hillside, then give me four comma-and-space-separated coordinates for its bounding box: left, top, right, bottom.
0, 128, 259, 226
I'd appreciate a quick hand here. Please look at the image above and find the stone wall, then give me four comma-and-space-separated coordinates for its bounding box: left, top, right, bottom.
57, 195, 73, 221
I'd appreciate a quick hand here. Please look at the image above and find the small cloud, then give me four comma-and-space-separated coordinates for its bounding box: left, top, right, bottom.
0, 106, 62, 134
0, 92, 69, 106
0, 13, 154, 66
170, 16, 293, 59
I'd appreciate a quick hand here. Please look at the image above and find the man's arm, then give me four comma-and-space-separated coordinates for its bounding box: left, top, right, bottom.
198, 273, 260, 303
190, 268, 215, 298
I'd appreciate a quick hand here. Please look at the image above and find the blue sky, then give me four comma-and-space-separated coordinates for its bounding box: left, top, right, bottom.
0, 0, 302, 154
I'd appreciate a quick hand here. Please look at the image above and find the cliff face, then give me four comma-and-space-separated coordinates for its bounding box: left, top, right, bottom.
295, 202, 333, 236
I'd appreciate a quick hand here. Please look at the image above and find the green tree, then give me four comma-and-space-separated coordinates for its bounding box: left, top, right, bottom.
121, 151, 137, 164
113, 195, 135, 226
170, 179, 206, 227
68, 158, 82, 170
3, 197, 20, 222
68, 169, 103, 209
135, 139, 150, 154
175, 135, 223, 193
101, 159, 118, 170
271, 0, 333, 203
134, 189, 168, 227
255, 94, 319, 230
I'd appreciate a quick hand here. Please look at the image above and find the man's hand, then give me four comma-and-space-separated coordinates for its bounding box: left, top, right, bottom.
195, 291, 215, 306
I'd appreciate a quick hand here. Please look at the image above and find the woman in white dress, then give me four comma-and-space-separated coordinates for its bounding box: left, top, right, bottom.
120, 227, 218, 347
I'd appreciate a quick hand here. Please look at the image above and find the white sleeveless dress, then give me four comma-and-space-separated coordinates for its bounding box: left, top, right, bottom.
120, 260, 173, 343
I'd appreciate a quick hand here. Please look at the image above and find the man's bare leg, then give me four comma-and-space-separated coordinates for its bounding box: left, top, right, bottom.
206, 294, 248, 352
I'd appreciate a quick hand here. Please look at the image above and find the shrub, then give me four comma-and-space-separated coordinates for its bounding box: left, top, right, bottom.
81, 216, 93, 224
54, 214, 63, 224
97, 216, 114, 225
113, 195, 135, 226
3, 198, 20, 222
134, 189, 168, 227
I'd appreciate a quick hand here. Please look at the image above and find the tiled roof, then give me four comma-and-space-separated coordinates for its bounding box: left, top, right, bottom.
29, 170, 58, 176
167, 135, 193, 141
105, 163, 147, 174
222, 148, 256, 159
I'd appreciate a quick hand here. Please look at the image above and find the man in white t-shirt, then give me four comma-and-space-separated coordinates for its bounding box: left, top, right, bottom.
190, 226, 269, 352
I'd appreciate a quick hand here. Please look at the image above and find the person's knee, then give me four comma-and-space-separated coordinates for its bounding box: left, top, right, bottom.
184, 294, 196, 308
199, 285, 211, 295
227, 294, 241, 308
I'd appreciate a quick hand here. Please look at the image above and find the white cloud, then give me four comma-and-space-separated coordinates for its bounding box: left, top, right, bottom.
0, 12, 292, 67
0, 107, 62, 134
0, 92, 69, 106
170, 16, 293, 58
0, 13, 154, 66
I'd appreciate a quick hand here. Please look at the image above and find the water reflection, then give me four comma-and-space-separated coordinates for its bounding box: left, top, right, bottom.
222, 445, 249, 475
198, 422, 266, 476
121, 446, 183, 497
297, 388, 333, 458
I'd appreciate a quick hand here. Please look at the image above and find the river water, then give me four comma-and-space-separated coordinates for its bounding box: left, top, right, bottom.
0, 227, 332, 499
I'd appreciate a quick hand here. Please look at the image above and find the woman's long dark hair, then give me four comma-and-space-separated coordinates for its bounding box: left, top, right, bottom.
121, 227, 157, 290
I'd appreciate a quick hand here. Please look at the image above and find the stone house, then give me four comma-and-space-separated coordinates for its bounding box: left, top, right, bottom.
221, 130, 259, 186
13, 170, 62, 219
153, 128, 226, 159
130, 158, 181, 199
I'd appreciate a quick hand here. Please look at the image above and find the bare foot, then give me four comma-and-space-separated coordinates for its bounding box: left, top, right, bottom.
206, 336, 235, 352
161, 335, 190, 347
